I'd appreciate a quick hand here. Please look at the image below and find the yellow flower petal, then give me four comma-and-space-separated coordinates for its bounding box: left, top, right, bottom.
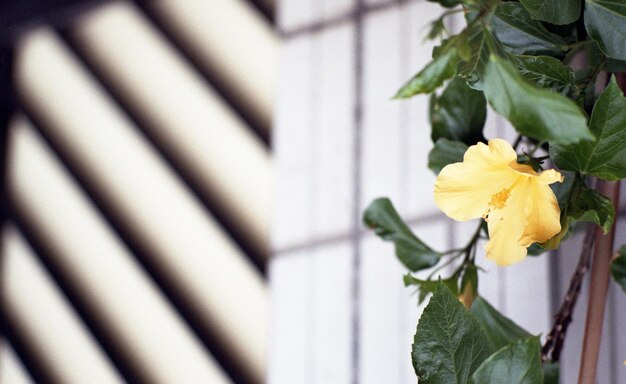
434, 139, 519, 221
484, 173, 561, 265
519, 175, 562, 245
433, 138, 563, 266
484, 184, 528, 266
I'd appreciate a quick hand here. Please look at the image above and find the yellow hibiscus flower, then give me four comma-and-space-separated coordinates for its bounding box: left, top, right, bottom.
434, 139, 563, 266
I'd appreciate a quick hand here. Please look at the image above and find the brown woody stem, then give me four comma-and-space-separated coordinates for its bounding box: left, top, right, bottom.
541, 224, 595, 363
577, 180, 620, 384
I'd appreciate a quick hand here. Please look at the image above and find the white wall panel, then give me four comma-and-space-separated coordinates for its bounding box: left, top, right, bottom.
361, 7, 403, 213
267, 251, 311, 384
273, 22, 355, 250
272, 34, 315, 249
278, 0, 355, 32
360, 221, 447, 384
268, 242, 353, 384
311, 243, 354, 384
312, 23, 355, 239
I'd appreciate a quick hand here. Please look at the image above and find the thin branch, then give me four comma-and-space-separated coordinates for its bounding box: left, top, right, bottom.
541, 224, 595, 362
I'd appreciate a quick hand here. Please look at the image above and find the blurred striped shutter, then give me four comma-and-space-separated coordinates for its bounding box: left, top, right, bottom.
1, 1, 277, 383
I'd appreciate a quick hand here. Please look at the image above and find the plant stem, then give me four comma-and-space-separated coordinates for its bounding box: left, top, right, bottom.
541, 224, 595, 363
578, 180, 620, 384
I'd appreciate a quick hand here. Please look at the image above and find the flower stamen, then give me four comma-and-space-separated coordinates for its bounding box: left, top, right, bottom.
489, 188, 511, 209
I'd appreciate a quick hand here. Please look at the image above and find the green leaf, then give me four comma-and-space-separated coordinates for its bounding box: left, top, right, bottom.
457, 25, 503, 90
540, 176, 614, 250
428, 139, 468, 174
471, 297, 532, 353
395, 48, 459, 98
404, 274, 459, 305
492, 3, 567, 56
483, 55, 592, 144
470, 337, 544, 384
514, 55, 576, 95
543, 362, 560, 384
568, 182, 615, 234
426, 18, 447, 41
519, 0, 580, 25
413, 283, 491, 383
585, 0, 626, 60
611, 245, 626, 293
364, 198, 441, 271
430, 76, 486, 144
551, 76, 626, 180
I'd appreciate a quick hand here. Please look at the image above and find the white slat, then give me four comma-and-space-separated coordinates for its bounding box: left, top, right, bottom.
2, 226, 126, 384
69, 1, 272, 259
15, 28, 267, 383
143, 0, 278, 136
0, 342, 35, 384
8, 117, 231, 384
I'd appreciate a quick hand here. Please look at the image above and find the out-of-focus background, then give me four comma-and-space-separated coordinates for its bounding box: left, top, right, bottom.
0, 1, 625, 383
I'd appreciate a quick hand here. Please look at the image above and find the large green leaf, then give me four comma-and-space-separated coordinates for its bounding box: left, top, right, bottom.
551, 76, 626, 180
470, 337, 544, 384
471, 297, 532, 353
611, 245, 626, 293
519, 0, 580, 25
428, 139, 468, 174
364, 198, 441, 271
585, 0, 626, 60
483, 55, 592, 144
413, 283, 491, 383
492, 3, 567, 56
568, 181, 615, 234
395, 48, 459, 98
430, 76, 486, 144
514, 55, 576, 95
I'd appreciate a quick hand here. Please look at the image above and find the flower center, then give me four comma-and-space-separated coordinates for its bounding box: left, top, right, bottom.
489, 188, 511, 209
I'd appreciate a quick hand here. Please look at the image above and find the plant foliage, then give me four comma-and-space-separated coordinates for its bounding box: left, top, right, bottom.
363, 0, 626, 380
